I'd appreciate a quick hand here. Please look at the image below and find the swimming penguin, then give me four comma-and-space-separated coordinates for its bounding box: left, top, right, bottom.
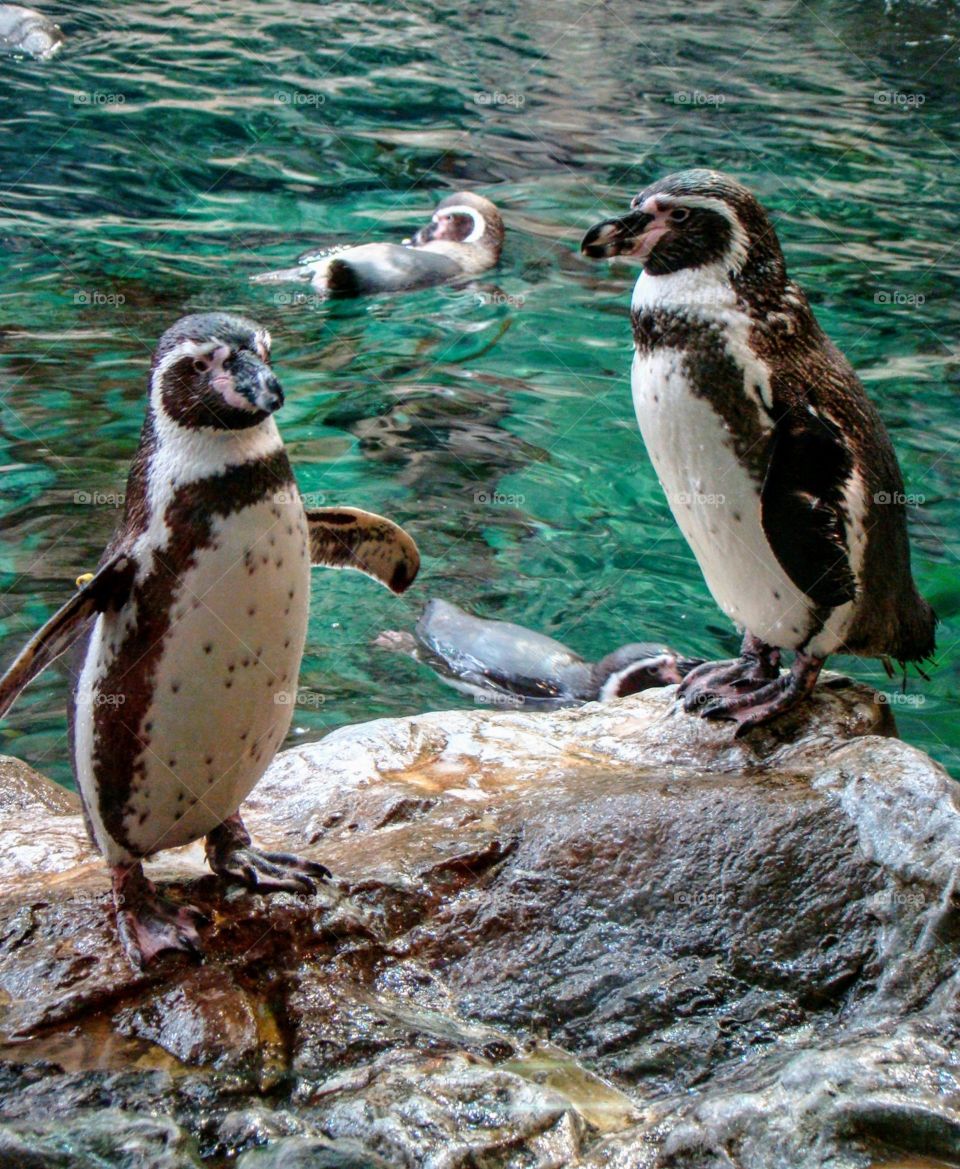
375, 598, 698, 707
252, 192, 504, 296
0, 312, 419, 966
0, 5, 63, 59
581, 169, 936, 733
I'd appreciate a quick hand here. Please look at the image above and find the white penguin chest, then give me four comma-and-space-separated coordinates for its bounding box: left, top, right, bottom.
630, 347, 816, 649
78, 496, 311, 859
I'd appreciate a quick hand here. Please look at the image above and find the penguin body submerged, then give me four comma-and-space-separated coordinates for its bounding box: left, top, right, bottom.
377, 598, 695, 706
0, 5, 63, 59
0, 313, 419, 965
253, 192, 504, 296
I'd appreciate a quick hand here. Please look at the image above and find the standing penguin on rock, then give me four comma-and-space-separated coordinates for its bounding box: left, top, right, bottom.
0, 313, 419, 966
581, 169, 935, 733
252, 192, 504, 296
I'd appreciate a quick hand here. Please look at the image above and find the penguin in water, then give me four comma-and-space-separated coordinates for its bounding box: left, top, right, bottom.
0, 5, 63, 59
376, 598, 698, 707
252, 192, 504, 296
0, 313, 420, 966
581, 169, 935, 733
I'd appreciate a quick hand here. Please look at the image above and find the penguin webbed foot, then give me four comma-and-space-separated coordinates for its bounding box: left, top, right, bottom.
678, 636, 782, 713
112, 863, 206, 969
695, 651, 826, 736
206, 813, 331, 894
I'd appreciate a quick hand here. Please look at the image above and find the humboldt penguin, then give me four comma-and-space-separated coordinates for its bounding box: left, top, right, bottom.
0, 312, 420, 965
581, 169, 935, 732
0, 5, 63, 59
252, 192, 504, 296
375, 598, 698, 707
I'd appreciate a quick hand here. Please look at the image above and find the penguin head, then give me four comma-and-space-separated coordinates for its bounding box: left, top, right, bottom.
581, 169, 785, 283
409, 192, 504, 260
594, 643, 701, 700
150, 313, 283, 432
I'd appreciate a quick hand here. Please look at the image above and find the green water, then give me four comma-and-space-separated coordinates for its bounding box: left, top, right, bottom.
0, 0, 957, 786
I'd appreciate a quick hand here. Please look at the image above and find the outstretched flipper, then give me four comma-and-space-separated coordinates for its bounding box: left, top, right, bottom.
306, 507, 420, 594
0, 553, 136, 719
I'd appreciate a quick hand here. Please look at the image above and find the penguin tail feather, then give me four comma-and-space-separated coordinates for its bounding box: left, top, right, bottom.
895, 593, 938, 666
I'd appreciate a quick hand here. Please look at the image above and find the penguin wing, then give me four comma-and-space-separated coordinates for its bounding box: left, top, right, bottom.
0, 553, 136, 720
306, 508, 420, 594
760, 407, 858, 610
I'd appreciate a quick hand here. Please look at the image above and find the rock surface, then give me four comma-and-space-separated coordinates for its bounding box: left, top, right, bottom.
1, 681, 959, 1168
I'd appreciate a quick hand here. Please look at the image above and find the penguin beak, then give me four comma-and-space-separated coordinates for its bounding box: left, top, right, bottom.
409, 218, 437, 247
581, 209, 658, 261
233, 351, 284, 414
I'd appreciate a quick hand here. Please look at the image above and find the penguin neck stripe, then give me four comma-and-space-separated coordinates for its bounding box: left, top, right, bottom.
152, 339, 222, 382
655, 195, 750, 272
437, 205, 485, 242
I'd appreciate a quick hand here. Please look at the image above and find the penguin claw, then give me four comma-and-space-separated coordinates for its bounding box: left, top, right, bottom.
112, 863, 206, 968
678, 649, 782, 712
213, 847, 330, 893
205, 813, 331, 895
687, 652, 825, 734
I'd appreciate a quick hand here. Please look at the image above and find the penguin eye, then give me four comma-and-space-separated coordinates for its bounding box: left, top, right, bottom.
192, 357, 210, 374
668, 208, 691, 224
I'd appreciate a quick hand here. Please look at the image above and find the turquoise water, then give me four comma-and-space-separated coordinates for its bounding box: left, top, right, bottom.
0, 0, 957, 786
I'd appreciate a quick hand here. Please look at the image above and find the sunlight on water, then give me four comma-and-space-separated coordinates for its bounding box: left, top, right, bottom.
0, 0, 957, 784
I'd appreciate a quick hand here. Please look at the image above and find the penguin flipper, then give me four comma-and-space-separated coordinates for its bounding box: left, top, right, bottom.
760, 408, 858, 610
0, 553, 136, 720
305, 508, 420, 594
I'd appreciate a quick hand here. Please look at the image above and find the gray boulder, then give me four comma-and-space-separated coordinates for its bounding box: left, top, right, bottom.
1, 680, 958, 1166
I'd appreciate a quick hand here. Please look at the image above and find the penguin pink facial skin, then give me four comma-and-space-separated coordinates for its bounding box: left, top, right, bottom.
0, 313, 420, 967
582, 169, 936, 734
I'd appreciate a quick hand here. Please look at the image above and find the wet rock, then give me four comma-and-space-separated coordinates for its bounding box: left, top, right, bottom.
236, 1137, 392, 1169
114, 967, 285, 1085
0, 755, 91, 889
0, 1108, 201, 1168
0, 682, 958, 1167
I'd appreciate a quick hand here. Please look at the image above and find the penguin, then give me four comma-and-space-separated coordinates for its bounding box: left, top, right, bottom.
0, 312, 420, 966
252, 192, 504, 296
581, 169, 936, 733
0, 5, 63, 59
375, 598, 698, 707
